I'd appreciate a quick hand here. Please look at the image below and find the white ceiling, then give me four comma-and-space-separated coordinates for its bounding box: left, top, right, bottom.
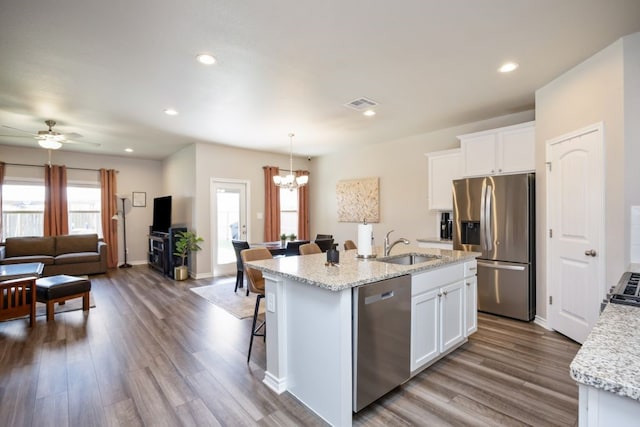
1, 0, 639, 160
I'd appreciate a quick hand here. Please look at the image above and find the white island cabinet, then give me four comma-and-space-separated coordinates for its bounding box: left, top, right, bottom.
246, 247, 479, 427
410, 259, 477, 374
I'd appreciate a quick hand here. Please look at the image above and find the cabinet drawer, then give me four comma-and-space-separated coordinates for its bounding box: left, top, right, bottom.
464, 260, 477, 277
412, 263, 464, 296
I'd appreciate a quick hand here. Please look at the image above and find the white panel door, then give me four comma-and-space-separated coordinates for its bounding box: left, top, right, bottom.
548, 124, 603, 344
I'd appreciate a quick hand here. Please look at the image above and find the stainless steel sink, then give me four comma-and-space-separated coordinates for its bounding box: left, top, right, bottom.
376, 253, 441, 265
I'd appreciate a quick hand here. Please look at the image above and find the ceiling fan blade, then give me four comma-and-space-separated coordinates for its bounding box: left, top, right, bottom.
63, 139, 101, 147
1, 125, 38, 136
0, 134, 37, 139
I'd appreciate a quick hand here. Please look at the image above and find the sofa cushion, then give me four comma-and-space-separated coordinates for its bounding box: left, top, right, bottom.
1, 255, 55, 265
55, 252, 100, 265
5, 236, 56, 257
55, 234, 98, 256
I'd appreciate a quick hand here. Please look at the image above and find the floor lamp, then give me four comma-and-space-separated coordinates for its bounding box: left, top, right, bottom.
113, 197, 132, 268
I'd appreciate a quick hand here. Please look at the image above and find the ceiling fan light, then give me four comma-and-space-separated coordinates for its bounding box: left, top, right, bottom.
38, 139, 63, 150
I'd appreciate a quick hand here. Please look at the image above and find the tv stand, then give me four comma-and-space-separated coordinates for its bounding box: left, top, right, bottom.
148, 232, 170, 275
148, 226, 188, 278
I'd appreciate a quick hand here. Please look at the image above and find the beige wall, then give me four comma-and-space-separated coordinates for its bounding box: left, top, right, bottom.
311, 110, 534, 249
186, 142, 305, 278
535, 32, 640, 321
0, 144, 163, 265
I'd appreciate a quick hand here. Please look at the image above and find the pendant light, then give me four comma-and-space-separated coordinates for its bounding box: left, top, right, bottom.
273, 133, 308, 191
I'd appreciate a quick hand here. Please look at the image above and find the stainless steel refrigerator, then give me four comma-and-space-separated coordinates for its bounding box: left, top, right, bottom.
452, 173, 535, 321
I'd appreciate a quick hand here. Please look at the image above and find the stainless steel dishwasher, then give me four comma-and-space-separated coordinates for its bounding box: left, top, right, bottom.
353, 274, 411, 412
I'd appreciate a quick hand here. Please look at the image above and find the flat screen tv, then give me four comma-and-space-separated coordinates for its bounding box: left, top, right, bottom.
152, 196, 172, 233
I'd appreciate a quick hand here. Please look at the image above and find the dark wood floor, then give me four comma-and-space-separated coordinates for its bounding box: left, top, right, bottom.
0, 266, 580, 426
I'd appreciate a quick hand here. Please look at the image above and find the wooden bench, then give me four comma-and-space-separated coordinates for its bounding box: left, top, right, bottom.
35, 275, 91, 322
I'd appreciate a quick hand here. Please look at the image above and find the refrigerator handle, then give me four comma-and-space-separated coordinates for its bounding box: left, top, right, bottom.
485, 184, 493, 251
480, 183, 487, 251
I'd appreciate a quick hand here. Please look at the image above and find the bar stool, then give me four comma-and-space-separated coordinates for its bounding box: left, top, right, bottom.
344, 240, 357, 250
241, 247, 272, 363
299, 242, 321, 255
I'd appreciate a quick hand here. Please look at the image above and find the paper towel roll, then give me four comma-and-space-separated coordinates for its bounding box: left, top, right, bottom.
357, 223, 373, 256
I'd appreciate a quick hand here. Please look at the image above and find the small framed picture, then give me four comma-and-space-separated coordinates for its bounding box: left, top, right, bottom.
132, 191, 146, 207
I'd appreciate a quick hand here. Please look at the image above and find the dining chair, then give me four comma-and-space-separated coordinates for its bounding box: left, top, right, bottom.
0, 276, 37, 326
299, 242, 322, 255
232, 240, 251, 295
344, 239, 357, 250
285, 240, 310, 256
240, 247, 272, 363
315, 234, 333, 240
314, 238, 334, 253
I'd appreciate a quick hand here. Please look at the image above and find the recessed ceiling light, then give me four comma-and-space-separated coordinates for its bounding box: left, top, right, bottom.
125, 148, 133, 153
196, 53, 216, 65
498, 62, 519, 73
164, 108, 178, 116
363, 110, 376, 117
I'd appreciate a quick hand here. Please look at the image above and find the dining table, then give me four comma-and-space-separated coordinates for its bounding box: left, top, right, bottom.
250, 241, 287, 257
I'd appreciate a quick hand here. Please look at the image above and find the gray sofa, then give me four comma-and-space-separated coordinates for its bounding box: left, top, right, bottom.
0, 234, 108, 276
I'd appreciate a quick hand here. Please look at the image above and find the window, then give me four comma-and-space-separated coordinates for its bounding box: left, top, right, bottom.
280, 188, 298, 237
1, 183, 45, 239
67, 186, 102, 237
1, 183, 103, 240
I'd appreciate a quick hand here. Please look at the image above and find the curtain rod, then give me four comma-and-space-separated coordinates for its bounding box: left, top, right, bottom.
3, 162, 119, 173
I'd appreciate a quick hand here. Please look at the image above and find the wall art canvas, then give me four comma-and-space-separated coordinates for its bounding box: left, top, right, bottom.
336, 177, 379, 222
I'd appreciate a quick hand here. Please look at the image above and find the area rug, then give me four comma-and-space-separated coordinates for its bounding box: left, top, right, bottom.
190, 281, 263, 319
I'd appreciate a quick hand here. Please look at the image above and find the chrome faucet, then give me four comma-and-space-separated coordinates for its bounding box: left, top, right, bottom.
383, 230, 410, 256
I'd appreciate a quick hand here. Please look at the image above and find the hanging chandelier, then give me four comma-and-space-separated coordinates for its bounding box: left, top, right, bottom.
273, 133, 308, 191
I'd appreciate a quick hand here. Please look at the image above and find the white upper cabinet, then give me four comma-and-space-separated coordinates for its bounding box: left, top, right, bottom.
459, 121, 535, 177
426, 148, 461, 211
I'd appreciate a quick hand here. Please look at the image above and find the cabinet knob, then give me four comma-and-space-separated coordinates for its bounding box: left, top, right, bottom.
442, 290, 448, 296
437, 292, 443, 297
491, 169, 495, 174
466, 282, 470, 286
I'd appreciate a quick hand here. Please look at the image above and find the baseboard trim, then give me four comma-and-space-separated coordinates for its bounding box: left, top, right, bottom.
534, 315, 551, 330
263, 371, 287, 394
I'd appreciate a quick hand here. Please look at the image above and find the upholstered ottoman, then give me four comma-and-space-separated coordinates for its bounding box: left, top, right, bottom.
35, 275, 91, 321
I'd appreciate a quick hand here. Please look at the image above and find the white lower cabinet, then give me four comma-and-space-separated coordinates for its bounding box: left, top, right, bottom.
464, 275, 477, 335
410, 260, 477, 374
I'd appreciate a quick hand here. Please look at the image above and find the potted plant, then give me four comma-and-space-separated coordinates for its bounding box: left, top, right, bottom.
280, 233, 287, 247
288, 233, 297, 241
173, 231, 204, 281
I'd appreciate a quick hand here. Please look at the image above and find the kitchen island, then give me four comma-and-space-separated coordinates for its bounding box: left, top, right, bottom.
246, 246, 478, 426
570, 303, 640, 426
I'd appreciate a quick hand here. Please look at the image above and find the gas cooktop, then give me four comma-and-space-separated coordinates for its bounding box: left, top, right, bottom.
609, 272, 640, 307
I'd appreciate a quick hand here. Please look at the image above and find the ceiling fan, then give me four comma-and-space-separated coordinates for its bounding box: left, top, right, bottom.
0, 120, 100, 150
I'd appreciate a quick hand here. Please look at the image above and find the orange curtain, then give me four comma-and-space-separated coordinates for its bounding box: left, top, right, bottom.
100, 169, 119, 269
263, 166, 281, 242
43, 164, 69, 236
0, 162, 4, 241
297, 170, 310, 240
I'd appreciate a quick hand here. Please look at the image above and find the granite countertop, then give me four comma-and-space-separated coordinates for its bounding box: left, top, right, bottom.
570, 303, 640, 401
245, 245, 479, 292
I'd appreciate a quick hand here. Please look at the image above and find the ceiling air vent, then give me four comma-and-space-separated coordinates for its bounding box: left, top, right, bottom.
344, 97, 378, 111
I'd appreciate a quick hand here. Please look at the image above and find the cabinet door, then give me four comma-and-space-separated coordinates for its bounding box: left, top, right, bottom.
498, 124, 535, 174
427, 149, 461, 211
439, 281, 465, 353
461, 133, 497, 177
410, 289, 440, 372
464, 275, 477, 336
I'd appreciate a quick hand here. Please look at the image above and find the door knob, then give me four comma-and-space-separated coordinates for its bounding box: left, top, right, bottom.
584, 249, 597, 257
